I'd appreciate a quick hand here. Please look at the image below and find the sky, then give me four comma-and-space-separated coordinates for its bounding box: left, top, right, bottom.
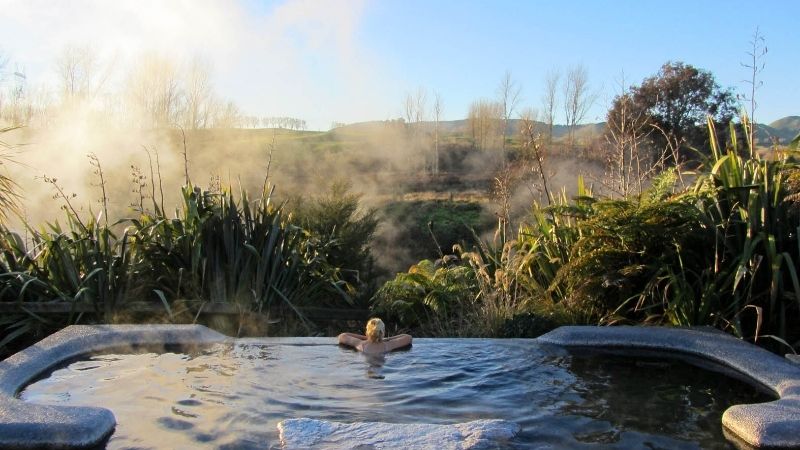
0, 0, 797, 130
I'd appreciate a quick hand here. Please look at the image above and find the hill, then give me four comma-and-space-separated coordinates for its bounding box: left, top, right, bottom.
337, 115, 799, 146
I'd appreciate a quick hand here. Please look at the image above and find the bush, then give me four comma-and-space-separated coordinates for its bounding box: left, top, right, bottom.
371, 259, 478, 335
289, 181, 379, 303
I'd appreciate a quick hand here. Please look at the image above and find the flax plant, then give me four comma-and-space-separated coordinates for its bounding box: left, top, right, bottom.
132, 184, 350, 330
692, 118, 800, 348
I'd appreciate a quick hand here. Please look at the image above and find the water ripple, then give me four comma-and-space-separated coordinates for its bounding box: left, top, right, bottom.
19, 339, 769, 449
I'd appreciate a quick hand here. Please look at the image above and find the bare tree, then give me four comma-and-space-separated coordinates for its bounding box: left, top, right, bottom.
413, 86, 427, 124
402, 87, 428, 171
212, 100, 242, 128
54, 44, 113, 104
126, 52, 181, 127
604, 74, 658, 196
542, 69, 560, 144
496, 70, 522, 166
432, 91, 443, 175
402, 92, 415, 126
183, 58, 214, 129
467, 98, 502, 152
563, 64, 594, 148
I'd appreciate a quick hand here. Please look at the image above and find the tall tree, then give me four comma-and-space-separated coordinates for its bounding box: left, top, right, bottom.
401, 87, 429, 171
467, 98, 502, 152
563, 64, 593, 148
607, 61, 736, 162
126, 52, 181, 127
496, 70, 521, 166
54, 44, 113, 104
542, 69, 560, 144
432, 91, 443, 175
183, 58, 215, 129
604, 73, 659, 196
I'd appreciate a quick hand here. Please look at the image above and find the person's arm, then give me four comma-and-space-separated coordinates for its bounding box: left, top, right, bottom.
338, 332, 366, 348
384, 334, 412, 351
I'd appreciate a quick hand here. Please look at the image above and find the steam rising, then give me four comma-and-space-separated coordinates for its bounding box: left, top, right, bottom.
0, 0, 391, 129
0, 0, 609, 275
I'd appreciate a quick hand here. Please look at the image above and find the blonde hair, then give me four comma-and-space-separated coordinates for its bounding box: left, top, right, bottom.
365, 318, 385, 343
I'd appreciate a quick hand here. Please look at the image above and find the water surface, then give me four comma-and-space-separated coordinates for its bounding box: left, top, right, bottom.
20, 338, 770, 449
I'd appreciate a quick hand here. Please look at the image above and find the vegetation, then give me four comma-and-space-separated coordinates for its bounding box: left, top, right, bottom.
606, 62, 737, 163
1, 48, 799, 358
0, 179, 360, 354
379, 199, 493, 267
380, 119, 800, 352
289, 181, 380, 304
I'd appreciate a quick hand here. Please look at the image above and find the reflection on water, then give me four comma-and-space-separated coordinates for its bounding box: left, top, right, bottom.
19, 339, 771, 449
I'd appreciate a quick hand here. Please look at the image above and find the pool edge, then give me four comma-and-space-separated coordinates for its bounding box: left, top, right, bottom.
2, 324, 798, 448
0, 324, 229, 449
538, 325, 800, 449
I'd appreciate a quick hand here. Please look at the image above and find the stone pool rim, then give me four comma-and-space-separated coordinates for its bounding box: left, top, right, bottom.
0, 324, 798, 449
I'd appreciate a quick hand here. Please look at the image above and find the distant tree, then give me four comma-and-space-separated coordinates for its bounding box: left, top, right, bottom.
432, 91, 443, 175
403, 87, 427, 126
402, 87, 428, 171
542, 69, 560, 144
467, 98, 502, 152
182, 58, 214, 129
563, 64, 594, 148
212, 100, 241, 128
496, 70, 521, 165
607, 61, 736, 163
126, 52, 181, 127
55, 44, 104, 102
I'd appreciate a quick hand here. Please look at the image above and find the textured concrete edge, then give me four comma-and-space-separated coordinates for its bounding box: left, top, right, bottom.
0, 324, 230, 449
538, 325, 800, 449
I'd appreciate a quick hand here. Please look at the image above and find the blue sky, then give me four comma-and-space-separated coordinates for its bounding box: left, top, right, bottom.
1, 0, 797, 130
357, 0, 798, 124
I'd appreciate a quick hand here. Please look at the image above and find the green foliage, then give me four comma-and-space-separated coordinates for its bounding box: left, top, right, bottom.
0, 212, 138, 352
690, 119, 800, 348
0, 182, 352, 351
371, 259, 478, 335
606, 61, 737, 160
790, 132, 800, 151
134, 184, 349, 316
554, 196, 713, 325
508, 118, 800, 351
498, 312, 559, 338
380, 199, 492, 264
290, 181, 380, 302
372, 123, 799, 352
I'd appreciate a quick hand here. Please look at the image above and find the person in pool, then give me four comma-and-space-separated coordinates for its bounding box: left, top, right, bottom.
337, 318, 412, 354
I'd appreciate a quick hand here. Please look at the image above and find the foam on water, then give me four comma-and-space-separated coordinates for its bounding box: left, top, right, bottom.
277, 418, 520, 449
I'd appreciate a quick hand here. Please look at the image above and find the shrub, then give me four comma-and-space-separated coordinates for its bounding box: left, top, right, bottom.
289, 181, 379, 303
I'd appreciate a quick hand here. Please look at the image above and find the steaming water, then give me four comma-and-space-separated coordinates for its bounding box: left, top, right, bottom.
20, 339, 769, 449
